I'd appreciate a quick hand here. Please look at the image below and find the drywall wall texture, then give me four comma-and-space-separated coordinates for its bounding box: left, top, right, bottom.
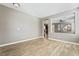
42, 9, 79, 43
0, 5, 41, 45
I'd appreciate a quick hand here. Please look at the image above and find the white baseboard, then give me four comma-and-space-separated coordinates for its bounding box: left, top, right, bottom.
1, 37, 78, 48
48, 38, 79, 45
0, 36, 42, 47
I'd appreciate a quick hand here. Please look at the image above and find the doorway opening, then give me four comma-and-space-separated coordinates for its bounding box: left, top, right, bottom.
43, 19, 48, 39
44, 23, 48, 39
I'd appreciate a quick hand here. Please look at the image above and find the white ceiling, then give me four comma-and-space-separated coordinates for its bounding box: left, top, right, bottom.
1, 3, 79, 18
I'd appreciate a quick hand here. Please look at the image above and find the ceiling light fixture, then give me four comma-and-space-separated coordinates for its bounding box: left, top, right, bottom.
13, 3, 20, 7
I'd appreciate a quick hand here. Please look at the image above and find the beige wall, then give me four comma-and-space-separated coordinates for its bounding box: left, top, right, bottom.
0, 5, 41, 45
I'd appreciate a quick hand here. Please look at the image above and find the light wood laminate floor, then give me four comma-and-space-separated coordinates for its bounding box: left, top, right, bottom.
0, 38, 79, 56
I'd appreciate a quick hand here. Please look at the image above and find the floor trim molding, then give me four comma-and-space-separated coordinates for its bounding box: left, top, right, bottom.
0, 36, 42, 47
48, 38, 79, 45
1, 37, 79, 48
